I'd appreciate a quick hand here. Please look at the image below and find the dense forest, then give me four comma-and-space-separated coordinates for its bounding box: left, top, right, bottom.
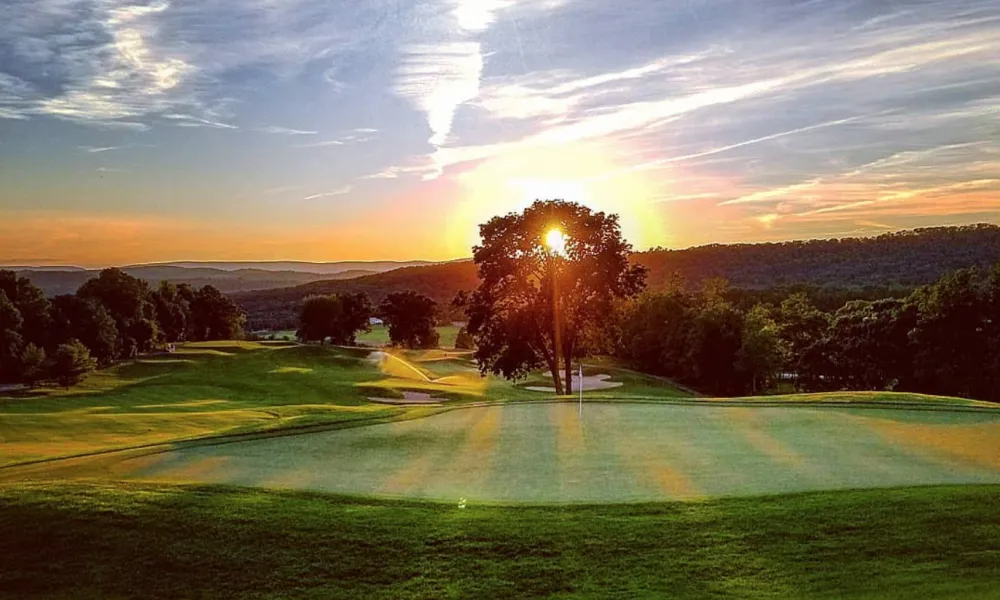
237, 224, 1000, 331
236, 261, 480, 330
0, 269, 245, 388
617, 261, 1000, 402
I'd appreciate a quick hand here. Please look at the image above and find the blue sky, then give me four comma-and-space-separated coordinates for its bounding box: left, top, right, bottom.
1, 0, 999, 266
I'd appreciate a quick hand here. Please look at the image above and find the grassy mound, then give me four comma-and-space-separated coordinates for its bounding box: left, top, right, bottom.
2, 482, 999, 599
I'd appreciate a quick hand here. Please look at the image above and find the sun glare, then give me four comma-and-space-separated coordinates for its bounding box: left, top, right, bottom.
545, 228, 567, 256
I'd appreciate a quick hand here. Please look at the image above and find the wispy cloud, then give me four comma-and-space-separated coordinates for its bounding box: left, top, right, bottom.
303, 186, 352, 200
81, 146, 124, 154
258, 126, 318, 136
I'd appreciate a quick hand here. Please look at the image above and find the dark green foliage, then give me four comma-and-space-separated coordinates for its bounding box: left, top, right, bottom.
620, 282, 784, 396
0, 271, 50, 349
51, 339, 97, 388
2, 483, 999, 599
0, 269, 251, 386
379, 291, 439, 349
636, 223, 1000, 290
190, 285, 246, 341
297, 293, 372, 344
17, 343, 46, 387
48, 295, 119, 365
467, 200, 646, 394
621, 259, 1000, 401
0, 290, 24, 383
150, 281, 192, 343
77, 268, 159, 355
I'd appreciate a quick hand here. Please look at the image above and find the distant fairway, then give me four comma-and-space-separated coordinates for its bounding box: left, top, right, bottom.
89, 401, 1000, 502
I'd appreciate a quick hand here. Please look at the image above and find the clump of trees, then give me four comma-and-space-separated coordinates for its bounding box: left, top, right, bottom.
379, 292, 439, 349
297, 293, 372, 345
618, 281, 783, 396
617, 262, 1000, 401
296, 290, 442, 349
0, 269, 245, 388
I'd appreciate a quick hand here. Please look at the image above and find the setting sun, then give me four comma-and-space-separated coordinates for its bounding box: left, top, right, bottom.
545, 228, 568, 256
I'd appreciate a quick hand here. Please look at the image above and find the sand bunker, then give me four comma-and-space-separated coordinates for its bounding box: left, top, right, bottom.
367, 391, 443, 406
526, 373, 623, 393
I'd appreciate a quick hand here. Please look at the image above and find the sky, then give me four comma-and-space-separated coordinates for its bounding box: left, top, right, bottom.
1, 0, 999, 267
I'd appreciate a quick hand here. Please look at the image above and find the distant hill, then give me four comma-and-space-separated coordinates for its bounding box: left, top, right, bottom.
136, 260, 439, 274
11, 266, 377, 296
235, 224, 1000, 330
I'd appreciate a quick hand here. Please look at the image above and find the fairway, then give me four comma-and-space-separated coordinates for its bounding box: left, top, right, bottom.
108, 402, 1000, 503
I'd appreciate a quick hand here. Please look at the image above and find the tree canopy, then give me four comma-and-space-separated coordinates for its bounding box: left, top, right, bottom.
297, 293, 372, 345
466, 200, 646, 394
0, 269, 247, 388
379, 292, 439, 349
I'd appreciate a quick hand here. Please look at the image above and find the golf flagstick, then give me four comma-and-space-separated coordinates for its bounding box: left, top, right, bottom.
579, 364, 583, 417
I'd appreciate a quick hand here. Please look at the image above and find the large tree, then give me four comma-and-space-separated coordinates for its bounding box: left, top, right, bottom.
77, 268, 158, 355
0, 270, 51, 349
379, 292, 439, 349
49, 295, 119, 365
190, 285, 246, 341
466, 200, 646, 394
51, 339, 97, 389
298, 293, 372, 345
0, 290, 25, 383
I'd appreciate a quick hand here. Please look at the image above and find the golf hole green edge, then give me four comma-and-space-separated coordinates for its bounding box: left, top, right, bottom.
91, 400, 1000, 504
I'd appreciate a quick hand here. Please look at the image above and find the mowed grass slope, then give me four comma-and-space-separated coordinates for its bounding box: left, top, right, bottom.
0, 342, 401, 466
2, 482, 999, 599
0, 341, 689, 467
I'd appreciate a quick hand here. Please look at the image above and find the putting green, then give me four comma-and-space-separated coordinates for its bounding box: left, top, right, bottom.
109, 402, 1000, 503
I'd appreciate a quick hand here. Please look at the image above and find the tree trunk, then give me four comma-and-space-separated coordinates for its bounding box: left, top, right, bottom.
547, 354, 564, 395
563, 340, 573, 396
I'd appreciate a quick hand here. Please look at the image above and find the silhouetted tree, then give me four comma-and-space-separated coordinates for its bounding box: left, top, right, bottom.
151, 281, 192, 343
77, 268, 158, 354
298, 293, 372, 345
466, 200, 646, 394
190, 285, 246, 341
0, 290, 24, 383
0, 270, 50, 349
49, 295, 119, 365
380, 292, 439, 349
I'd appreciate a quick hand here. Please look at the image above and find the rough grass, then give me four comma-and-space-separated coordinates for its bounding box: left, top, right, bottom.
1, 482, 999, 599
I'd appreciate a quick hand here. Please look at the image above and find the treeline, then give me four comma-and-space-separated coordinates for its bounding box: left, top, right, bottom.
235, 224, 1000, 331
636, 224, 1000, 289
296, 291, 440, 348
618, 262, 1000, 401
238, 261, 478, 331
0, 269, 245, 387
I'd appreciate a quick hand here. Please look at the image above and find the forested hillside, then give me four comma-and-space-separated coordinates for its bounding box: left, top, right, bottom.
236, 224, 1000, 330
634, 224, 1000, 289
236, 262, 479, 330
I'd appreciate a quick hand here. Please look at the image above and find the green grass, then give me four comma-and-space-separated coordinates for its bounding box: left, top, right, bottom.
0, 342, 396, 466
1, 482, 999, 599
356, 325, 463, 348
81, 401, 1000, 502
2, 340, 993, 474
